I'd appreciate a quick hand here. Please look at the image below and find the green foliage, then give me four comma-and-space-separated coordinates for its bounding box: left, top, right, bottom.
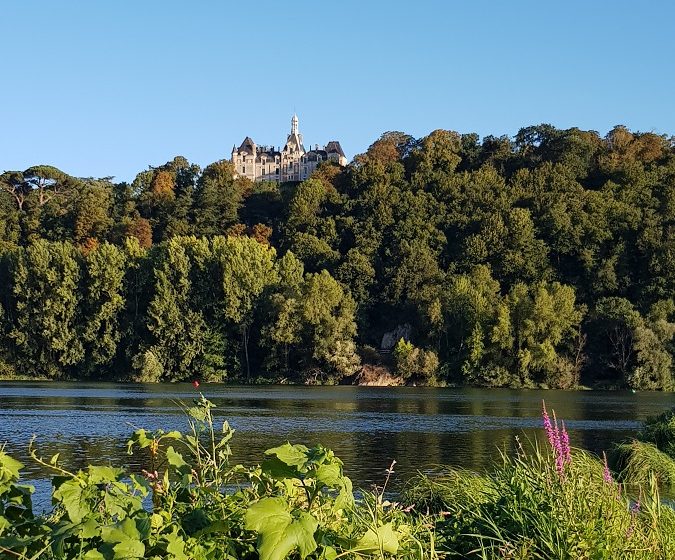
615, 440, 675, 486
639, 407, 675, 458
393, 338, 439, 382
9, 240, 84, 378
3, 400, 675, 558
0, 397, 435, 559
404, 444, 675, 559
4, 122, 675, 387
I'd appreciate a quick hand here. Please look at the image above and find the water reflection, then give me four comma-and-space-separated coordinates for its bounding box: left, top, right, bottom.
1, 382, 673, 509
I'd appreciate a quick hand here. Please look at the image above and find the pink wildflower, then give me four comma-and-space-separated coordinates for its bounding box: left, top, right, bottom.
602, 452, 613, 484
542, 402, 556, 449
541, 401, 571, 477
561, 421, 572, 465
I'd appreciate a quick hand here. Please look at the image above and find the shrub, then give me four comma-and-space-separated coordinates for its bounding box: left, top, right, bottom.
393, 338, 439, 383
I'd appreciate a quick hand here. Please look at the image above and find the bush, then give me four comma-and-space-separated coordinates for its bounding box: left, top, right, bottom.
393, 338, 439, 383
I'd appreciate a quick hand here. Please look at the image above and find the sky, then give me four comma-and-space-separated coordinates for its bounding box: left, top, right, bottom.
1, 0, 674, 183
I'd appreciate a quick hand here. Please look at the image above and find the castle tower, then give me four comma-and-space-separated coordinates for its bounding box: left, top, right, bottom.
291, 113, 299, 135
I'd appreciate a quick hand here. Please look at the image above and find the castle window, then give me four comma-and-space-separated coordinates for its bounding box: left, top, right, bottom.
242, 166, 246, 173
243, 156, 246, 162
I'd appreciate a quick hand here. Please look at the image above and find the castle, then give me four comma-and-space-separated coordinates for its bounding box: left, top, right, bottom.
231, 114, 347, 183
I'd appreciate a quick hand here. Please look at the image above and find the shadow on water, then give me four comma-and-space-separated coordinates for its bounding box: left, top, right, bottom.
0, 382, 673, 510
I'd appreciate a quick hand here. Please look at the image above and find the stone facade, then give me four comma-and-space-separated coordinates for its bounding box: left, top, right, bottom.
231, 114, 347, 183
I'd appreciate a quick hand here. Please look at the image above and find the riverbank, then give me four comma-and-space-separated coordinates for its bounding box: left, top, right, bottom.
0, 364, 622, 390
2, 397, 674, 559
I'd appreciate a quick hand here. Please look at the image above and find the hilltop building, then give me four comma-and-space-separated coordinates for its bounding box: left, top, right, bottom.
231, 114, 347, 183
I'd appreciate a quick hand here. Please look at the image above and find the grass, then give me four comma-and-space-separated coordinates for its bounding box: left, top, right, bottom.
403, 446, 675, 559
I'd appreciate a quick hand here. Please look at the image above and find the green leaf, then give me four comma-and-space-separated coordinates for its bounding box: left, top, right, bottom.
0, 451, 23, 485
88, 465, 124, 484
166, 446, 188, 469
165, 529, 188, 560
127, 429, 151, 454
83, 550, 105, 560
135, 514, 151, 541
78, 517, 101, 539
315, 463, 341, 486
53, 479, 88, 523
112, 539, 145, 559
245, 497, 318, 560
163, 431, 183, 440
322, 546, 338, 560
355, 523, 399, 554
265, 443, 309, 468
262, 456, 301, 480
101, 518, 140, 544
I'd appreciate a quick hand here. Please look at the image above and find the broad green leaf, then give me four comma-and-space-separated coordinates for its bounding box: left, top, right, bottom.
113, 539, 145, 559
355, 523, 399, 554
83, 551, 105, 560
166, 446, 188, 469
165, 529, 188, 560
245, 497, 318, 560
322, 546, 338, 560
88, 465, 124, 484
101, 518, 140, 544
315, 463, 341, 486
53, 479, 88, 523
129, 474, 151, 496
135, 514, 151, 541
164, 431, 183, 440
79, 517, 101, 539
265, 443, 309, 468
334, 476, 354, 511
0, 452, 23, 482
262, 456, 301, 480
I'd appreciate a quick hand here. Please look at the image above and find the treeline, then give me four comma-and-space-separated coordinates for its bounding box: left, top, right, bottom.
1, 124, 674, 388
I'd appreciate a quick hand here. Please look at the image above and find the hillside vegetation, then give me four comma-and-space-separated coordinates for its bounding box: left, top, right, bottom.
1, 124, 675, 388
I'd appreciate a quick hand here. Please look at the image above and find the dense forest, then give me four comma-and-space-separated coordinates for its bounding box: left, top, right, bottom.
1, 124, 674, 389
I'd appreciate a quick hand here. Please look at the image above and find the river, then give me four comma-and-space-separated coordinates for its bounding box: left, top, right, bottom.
0, 382, 673, 510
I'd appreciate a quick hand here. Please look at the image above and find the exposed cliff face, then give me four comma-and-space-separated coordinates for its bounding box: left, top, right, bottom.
380, 324, 412, 354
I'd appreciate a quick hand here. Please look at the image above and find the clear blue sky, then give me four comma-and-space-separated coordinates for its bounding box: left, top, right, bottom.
2, 1, 674, 182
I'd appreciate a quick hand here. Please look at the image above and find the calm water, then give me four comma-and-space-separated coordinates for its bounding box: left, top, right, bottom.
0, 382, 673, 509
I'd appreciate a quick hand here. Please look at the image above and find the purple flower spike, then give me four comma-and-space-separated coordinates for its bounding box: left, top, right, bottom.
542, 402, 556, 449
602, 451, 613, 484
542, 401, 571, 477
561, 421, 571, 465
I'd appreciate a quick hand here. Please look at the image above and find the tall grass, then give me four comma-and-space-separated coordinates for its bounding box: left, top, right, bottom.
403, 404, 675, 559
615, 440, 675, 487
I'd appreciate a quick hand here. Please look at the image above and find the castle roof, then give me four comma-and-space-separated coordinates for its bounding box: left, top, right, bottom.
237, 137, 256, 154
305, 150, 327, 162
283, 132, 305, 153
325, 141, 345, 157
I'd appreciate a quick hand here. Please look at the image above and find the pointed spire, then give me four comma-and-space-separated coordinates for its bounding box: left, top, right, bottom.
291, 113, 299, 135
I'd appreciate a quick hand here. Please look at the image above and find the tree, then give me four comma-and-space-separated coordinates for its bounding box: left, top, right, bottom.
80, 243, 126, 376
490, 282, 585, 387
9, 240, 84, 378
213, 235, 278, 380
139, 238, 207, 381
298, 271, 360, 380
193, 160, 244, 236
